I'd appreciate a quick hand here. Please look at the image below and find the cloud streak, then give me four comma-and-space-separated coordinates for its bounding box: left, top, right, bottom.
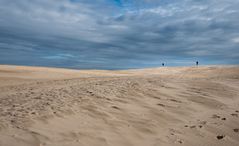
0, 0, 238, 69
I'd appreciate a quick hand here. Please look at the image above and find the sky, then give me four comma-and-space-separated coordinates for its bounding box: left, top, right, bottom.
0, 0, 239, 69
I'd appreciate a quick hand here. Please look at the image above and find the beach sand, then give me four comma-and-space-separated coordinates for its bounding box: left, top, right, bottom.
0, 65, 239, 146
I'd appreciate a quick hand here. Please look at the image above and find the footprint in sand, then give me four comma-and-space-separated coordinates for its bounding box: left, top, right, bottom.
231, 113, 238, 117
31, 112, 36, 115
185, 120, 206, 129
111, 106, 120, 110
199, 121, 207, 125
212, 114, 220, 119
185, 125, 201, 129
221, 117, 226, 121
216, 135, 225, 140
190, 125, 196, 129
177, 139, 183, 144
169, 99, 182, 103
157, 103, 166, 107
233, 129, 239, 133
212, 115, 226, 121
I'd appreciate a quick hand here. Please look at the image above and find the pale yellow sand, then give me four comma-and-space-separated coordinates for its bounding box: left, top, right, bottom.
0, 65, 239, 146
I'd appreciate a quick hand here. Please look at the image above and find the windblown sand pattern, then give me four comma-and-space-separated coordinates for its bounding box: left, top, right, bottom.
0, 65, 239, 146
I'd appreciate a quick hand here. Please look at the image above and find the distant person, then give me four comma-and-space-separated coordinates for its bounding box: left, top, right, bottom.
196, 61, 199, 66
162, 63, 165, 67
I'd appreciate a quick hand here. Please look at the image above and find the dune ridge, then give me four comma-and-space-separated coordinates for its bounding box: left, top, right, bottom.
0, 65, 239, 146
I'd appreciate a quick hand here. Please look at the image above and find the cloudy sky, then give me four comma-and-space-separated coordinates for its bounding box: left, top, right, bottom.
0, 0, 239, 69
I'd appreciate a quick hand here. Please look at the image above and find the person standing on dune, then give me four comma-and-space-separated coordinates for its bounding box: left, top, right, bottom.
196, 61, 199, 66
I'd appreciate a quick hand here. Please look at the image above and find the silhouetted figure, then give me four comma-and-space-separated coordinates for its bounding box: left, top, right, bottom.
196, 61, 199, 66
162, 63, 165, 67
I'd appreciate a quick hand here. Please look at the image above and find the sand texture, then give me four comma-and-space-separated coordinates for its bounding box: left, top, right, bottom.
0, 65, 239, 146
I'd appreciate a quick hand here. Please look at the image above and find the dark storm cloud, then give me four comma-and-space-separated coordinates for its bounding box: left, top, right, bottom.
0, 0, 238, 69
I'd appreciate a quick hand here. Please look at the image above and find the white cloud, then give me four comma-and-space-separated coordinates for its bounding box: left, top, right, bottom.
232, 37, 239, 43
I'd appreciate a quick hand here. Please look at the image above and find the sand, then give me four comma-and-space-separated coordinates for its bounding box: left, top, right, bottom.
0, 65, 239, 146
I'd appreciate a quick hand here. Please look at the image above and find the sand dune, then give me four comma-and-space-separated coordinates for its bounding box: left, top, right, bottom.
0, 65, 239, 146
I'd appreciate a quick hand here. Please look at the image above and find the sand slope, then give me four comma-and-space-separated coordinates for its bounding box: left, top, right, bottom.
0, 65, 239, 146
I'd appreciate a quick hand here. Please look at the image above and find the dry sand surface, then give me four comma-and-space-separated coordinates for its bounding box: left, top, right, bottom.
0, 65, 239, 146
